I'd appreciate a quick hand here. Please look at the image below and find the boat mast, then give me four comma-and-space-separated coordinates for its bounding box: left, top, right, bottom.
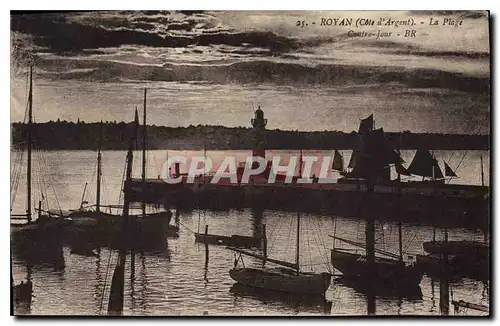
366, 116, 376, 267
204, 143, 207, 182
397, 143, 403, 262
480, 154, 484, 187
432, 162, 436, 242
365, 116, 376, 315
108, 111, 136, 316
298, 149, 303, 177
80, 182, 88, 209
295, 210, 300, 274
26, 66, 33, 223
295, 150, 304, 273
141, 88, 147, 217
96, 121, 103, 212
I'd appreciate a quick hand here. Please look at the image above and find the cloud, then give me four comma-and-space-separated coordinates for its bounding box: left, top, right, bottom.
408, 10, 489, 19
33, 55, 489, 95
356, 40, 489, 60
10, 12, 299, 55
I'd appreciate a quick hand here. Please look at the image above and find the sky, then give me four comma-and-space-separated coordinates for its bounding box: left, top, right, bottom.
10, 10, 490, 134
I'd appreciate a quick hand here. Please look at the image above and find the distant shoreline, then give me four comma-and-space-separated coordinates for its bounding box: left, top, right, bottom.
11, 121, 490, 151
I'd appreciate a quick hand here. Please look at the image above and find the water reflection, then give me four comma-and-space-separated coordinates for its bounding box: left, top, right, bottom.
10, 207, 489, 316
230, 283, 332, 315
334, 276, 423, 302
11, 241, 65, 272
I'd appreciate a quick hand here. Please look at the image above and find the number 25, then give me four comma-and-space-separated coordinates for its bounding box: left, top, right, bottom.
296, 20, 306, 28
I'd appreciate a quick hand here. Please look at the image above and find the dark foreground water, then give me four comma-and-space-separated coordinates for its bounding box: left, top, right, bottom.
11, 150, 490, 316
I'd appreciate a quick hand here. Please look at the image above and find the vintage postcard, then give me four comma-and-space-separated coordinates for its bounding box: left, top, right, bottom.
10, 10, 490, 316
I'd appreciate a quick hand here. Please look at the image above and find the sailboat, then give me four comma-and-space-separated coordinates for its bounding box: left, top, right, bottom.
228, 207, 331, 295
11, 66, 64, 242
332, 149, 345, 174
406, 149, 445, 184
66, 89, 175, 234
330, 116, 423, 287
406, 151, 489, 271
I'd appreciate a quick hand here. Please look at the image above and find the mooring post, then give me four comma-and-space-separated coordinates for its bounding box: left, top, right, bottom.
38, 200, 42, 219
205, 225, 209, 266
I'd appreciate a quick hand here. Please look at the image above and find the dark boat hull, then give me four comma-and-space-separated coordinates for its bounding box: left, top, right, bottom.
422, 240, 488, 256
66, 210, 175, 235
416, 253, 489, 281
126, 178, 488, 229
195, 233, 260, 248
229, 267, 331, 295
11, 217, 64, 247
331, 250, 423, 287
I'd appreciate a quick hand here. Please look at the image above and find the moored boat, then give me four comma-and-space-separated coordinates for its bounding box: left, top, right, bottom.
11, 66, 64, 246
331, 249, 422, 286
330, 115, 423, 288
195, 233, 260, 248
229, 266, 331, 295
422, 240, 488, 256
65, 90, 177, 236
228, 166, 332, 295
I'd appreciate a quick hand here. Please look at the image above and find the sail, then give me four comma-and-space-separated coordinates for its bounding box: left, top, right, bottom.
347, 148, 359, 169
359, 114, 374, 135
332, 150, 344, 171
347, 115, 375, 170
350, 128, 404, 179
134, 108, 139, 125
395, 162, 412, 176
444, 161, 458, 177
407, 149, 444, 179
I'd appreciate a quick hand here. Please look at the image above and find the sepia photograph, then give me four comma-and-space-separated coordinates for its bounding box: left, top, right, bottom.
10, 10, 490, 316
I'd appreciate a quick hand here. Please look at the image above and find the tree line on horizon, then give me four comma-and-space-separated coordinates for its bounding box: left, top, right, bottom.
10, 120, 490, 151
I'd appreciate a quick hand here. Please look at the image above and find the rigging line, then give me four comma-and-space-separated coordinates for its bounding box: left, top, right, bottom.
315, 216, 331, 254
10, 147, 22, 190
403, 228, 420, 254
38, 149, 63, 213
313, 220, 333, 274
447, 115, 488, 184
32, 149, 43, 211
33, 148, 53, 210
266, 211, 282, 250
178, 219, 196, 234
11, 148, 25, 207
117, 157, 128, 207
303, 217, 312, 271
282, 212, 294, 259
311, 219, 332, 273
11, 69, 32, 207
267, 208, 288, 242
267, 212, 286, 253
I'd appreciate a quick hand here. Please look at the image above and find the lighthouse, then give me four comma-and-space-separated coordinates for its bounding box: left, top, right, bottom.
251, 105, 267, 160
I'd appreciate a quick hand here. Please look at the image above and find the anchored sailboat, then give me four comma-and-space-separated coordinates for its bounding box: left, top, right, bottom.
11, 66, 64, 240
66, 89, 175, 234
228, 195, 331, 295
330, 116, 423, 287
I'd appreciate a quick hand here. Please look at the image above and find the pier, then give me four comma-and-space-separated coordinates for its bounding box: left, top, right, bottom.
124, 108, 489, 230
